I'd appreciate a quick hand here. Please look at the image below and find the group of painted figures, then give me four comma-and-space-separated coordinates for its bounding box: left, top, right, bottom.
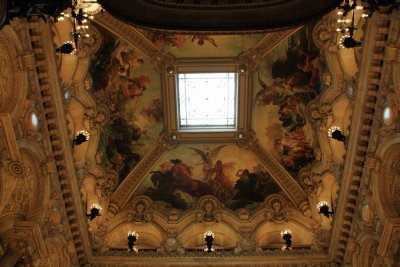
145, 157, 280, 210
255, 31, 322, 175
89, 29, 163, 183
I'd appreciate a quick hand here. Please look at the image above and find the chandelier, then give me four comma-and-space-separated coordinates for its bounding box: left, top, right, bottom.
56, 0, 103, 54
336, 0, 399, 49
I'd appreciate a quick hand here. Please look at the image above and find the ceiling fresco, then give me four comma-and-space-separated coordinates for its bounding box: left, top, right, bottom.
3, 1, 399, 265
140, 30, 266, 57
252, 23, 324, 179
88, 25, 163, 184
133, 144, 286, 211
78, 17, 338, 258
86, 22, 324, 202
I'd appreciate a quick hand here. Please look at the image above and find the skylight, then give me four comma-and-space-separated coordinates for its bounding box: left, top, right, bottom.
177, 73, 237, 130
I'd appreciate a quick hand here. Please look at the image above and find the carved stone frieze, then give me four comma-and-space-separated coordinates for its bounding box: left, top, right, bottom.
312, 14, 337, 51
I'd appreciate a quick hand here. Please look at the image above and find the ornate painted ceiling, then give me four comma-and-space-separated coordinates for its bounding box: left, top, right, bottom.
59, 11, 347, 264
0, 3, 399, 267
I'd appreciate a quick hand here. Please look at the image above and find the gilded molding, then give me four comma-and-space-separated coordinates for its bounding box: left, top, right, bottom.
94, 12, 176, 73
330, 11, 398, 265
238, 28, 300, 72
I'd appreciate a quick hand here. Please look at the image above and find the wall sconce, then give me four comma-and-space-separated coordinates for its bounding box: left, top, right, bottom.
280, 229, 292, 251
73, 130, 90, 146
317, 201, 334, 218
128, 231, 139, 252
56, 41, 77, 54
86, 203, 101, 221
328, 126, 346, 143
203, 231, 215, 253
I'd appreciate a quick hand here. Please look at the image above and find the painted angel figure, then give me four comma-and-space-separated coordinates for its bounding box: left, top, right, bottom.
189, 145, 226, 181
254, 73, 282, 106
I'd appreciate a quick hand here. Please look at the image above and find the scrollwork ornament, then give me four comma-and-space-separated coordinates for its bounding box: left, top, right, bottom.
236, 130, 258, 150
8, 161, 25, 178
158, 131, 179, 150
161, 236, 182, 254
307, 100, 331, 126
237, 48, 262, 72
312, 16, 336, 50
149, 50, 176, 73
238, 236, 256, 252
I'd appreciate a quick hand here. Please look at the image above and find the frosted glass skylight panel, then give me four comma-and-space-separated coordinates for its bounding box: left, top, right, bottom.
177, 73, 237, 128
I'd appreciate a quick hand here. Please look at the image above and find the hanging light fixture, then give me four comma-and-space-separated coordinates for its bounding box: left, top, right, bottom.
55, 0, 103, 53
336, 0, 399, 49
78, 0, 103, 15
204, 231, 215, 253
280, 229, 292, 251
317, 201, 335, 218
86, 203, 101, 220
128, 231, 139, 252
336, 1, 362, 49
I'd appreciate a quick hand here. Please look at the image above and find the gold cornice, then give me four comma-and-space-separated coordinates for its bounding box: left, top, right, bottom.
93, 12, 177, 72
329, 11, 397, 264
26, 19, 90, 265
88, 253, 330, 266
